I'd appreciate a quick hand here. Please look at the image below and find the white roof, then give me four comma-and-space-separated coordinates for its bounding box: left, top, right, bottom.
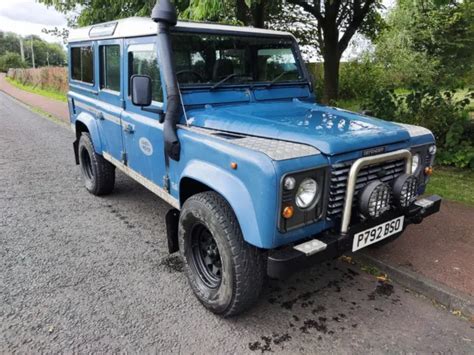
68, 17, 293, 43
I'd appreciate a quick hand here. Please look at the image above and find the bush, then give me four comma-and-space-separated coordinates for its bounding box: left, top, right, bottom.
338, 56, 383, 100
7, 67, 68, 93
365, 88, 474, 169
0, 52, 26, 72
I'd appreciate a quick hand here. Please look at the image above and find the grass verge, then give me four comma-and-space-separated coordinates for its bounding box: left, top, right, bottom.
6, 77, 67, 102
426, 166, 474, 206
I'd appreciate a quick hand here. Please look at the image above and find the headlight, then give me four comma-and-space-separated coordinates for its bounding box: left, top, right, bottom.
411, 153, 420, 173
295, 178, 319, 209
429, 145, 437, 155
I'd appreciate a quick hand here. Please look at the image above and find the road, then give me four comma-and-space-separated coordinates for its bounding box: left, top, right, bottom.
0, 91, 473, 353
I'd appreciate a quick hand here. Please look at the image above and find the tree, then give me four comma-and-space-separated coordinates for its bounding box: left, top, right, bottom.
180, 0, 384, 102
0, 52, 26, 72
179, 0, 275, 27
279, 1, 383, 102
0, 32, 66, 68
39, 0, 190, 27
41, 0, 383, 101
373, 0, 474, 88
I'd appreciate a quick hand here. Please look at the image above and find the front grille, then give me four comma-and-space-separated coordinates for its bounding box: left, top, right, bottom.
327, 158, 406, 220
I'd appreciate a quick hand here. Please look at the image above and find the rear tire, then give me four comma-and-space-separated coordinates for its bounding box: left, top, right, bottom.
179, 191, 265, 317
78, 132, 115, 196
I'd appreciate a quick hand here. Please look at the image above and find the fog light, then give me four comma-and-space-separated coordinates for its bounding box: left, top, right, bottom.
359, 181, 391, 219
282, 205, 294, 219
393, 174, 418, 208
424, 166, 433, 176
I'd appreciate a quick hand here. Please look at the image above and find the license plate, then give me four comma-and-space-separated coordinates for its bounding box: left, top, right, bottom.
352, 216, 404, 252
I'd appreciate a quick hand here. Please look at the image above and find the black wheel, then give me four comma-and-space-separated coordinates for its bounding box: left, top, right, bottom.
78, 132, 115, 196
179, 191, 265, 317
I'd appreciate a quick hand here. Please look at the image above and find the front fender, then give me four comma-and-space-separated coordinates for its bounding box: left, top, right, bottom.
75, 111, 104, 154
180, 160, 266, 248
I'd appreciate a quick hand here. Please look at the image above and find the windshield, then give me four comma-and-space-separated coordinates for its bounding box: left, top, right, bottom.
171, 31, 304, 88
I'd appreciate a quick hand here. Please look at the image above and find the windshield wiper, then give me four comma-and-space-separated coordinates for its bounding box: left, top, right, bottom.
211, 74, 239, 90
265, 71, 292, 88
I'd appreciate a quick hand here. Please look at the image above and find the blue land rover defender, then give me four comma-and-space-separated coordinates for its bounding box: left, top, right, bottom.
68, 0, 441, 316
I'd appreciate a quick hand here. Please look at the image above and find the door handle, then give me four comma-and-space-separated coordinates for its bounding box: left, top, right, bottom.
123, 123, 135, 134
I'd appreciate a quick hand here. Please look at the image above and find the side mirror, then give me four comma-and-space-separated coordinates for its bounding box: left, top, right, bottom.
131, 74, 152, 107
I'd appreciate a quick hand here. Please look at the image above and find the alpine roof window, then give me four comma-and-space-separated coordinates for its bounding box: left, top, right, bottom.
71, 46, 94, 84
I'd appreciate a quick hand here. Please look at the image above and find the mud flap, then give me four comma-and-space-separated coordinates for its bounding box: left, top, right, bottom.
166, 208, 180, 253
73, 140, 79, 165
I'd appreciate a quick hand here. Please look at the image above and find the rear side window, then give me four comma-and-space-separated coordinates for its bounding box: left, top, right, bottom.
100, 45, 120, 92
71, 46, 94, 84
128, 44, 163, 102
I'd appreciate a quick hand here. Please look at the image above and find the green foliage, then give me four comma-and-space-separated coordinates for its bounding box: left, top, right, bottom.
180, 0, 236, 23
39, 0, 159, 27
338, 55, 383, 100
0, 31, 66, 68
373, 0, 474, 88
365, 87, 474, 169
0, 52, 26, 72
426, 166, 474, 206
5, 77, 67, 102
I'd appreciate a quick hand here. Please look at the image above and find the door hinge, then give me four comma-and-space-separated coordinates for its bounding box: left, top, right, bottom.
163, 175, 170, 192
121, 151, 128, 165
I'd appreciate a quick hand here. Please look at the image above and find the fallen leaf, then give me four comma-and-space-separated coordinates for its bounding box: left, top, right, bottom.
376, 274, 388, 282
451, 310, 462, 317
340, 255, 354, 264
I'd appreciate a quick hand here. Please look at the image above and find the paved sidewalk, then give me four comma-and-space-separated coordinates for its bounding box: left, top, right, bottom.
0, 73, 68, 122
364, 200, 474, 298
1, 71, 473, 316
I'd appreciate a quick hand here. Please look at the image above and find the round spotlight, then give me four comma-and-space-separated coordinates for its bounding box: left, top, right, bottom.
284, 176, 296, 190
411, 153, 420, 174
359, 181, 392, 219
393, 174, 418, 208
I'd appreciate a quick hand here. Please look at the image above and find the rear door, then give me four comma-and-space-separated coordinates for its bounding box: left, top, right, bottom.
96, 38, 125, 162
121, 36, 167, 187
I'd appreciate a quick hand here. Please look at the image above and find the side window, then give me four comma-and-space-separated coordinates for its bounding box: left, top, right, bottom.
71, 46, 94, 84
100, 45, 121, 92
128, 44, 163, 102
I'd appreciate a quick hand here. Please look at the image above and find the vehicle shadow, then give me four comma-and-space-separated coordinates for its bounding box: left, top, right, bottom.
106, 172, 409, 353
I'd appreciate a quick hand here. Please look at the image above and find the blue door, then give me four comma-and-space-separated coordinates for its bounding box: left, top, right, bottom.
121, 37, 167, 188
96, 38, 125, 162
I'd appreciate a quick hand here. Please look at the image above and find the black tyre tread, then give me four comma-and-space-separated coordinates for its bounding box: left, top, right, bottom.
182, 191, 265, 317
79, 133, 115, 196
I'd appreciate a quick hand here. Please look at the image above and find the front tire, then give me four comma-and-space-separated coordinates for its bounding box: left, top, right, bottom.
179, 191, 265, 317
78, 132, 115, 196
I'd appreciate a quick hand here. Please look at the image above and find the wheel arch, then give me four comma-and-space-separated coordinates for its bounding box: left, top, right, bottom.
179, 161, 265, 248
73, 112, 104, 160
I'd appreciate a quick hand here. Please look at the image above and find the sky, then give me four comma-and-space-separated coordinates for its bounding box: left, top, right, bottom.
0, 0, 69, 43
0, 0, 396, 46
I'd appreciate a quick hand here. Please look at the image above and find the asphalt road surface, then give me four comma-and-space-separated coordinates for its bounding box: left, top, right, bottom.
1, 91, 473, 353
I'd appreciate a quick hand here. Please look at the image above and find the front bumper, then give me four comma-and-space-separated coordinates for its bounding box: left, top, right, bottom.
267, 195, 442, 279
